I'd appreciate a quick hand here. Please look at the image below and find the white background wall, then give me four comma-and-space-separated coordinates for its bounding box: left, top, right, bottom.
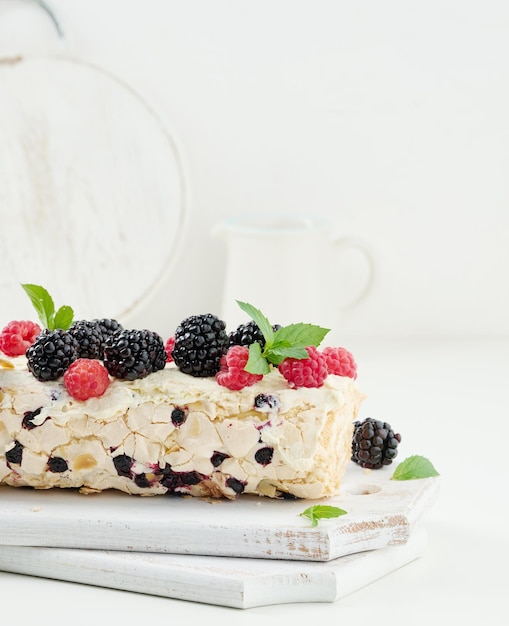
1, 0, 508, 341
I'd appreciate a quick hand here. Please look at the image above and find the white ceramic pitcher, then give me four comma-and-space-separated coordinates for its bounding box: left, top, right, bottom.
213, 216, 374, 339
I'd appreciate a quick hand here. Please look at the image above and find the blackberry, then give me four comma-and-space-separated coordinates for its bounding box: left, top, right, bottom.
254, 446, 274, 466
26, 329, 79, 381
160, 464, 206, 493
5, 440, 23, 465
171, 407, 187, 426
68, 320, 103, 359
103, 329, 167, 380
172, 313, 229, 377
225, 476, 246, 495
92, 318, 124, 353
351, 417, 402, 469
93, 318, 123, 339
113, 453, 133, 478
47, 456, 68, 473
229, 321, 281, 349
210, 451, 230, 467
134, 473, 152, 488
254, 393, 280, 411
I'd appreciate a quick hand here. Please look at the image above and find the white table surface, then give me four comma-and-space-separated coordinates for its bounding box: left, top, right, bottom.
1, 337, 507, 625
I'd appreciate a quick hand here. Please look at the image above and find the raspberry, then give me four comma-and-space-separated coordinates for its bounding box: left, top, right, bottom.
0, 320, 42, 357
322, 346, 357, 379
216, 345, 263, 390
278, 346, 328, 388
165, 336, 175, 362
63, 358, 110, 401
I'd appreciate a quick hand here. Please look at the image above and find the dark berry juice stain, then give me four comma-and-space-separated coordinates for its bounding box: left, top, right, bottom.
113, 454, 133, 478
225, 476, 246, 495
171, 407, 188, 426
5, 440, 23, 465
210, 451, 230, 467
47, 456, 68, 473
22, 407, 48, 430
254, 446, 274, 466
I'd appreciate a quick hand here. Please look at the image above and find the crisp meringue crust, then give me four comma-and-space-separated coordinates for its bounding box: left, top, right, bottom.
0, 357, 364, 499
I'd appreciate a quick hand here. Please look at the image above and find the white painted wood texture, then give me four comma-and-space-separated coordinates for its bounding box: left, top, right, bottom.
0, 528, 427, 609
0, 53, 185, 325
0, 463, 439, 561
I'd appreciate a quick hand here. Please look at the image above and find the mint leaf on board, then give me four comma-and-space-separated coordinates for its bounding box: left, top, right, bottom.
391, 455, 439, 481
21, 284, 74, 330
21, 284, 55, 329
300, 505, 347, 527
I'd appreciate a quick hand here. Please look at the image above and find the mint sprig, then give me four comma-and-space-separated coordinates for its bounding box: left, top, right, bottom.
391, 455, 439, 481
21, 284, 74, 331
300, 505, 347, 527
237, 301, 329, 375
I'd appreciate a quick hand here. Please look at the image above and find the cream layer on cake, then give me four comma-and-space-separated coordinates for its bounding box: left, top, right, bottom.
0, 358, 364, 499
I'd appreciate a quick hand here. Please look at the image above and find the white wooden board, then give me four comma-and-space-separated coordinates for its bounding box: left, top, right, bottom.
0, 464, 439, 561
0, 528, 428, 609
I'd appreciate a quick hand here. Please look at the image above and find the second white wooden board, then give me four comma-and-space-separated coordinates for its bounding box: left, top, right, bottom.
0, 528, 428, 609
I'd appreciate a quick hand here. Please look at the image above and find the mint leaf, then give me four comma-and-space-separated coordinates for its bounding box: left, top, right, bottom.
245, 342, 271, 375
300, 505, 347, 527
273, 323, 329, 349
21, 284, 55, 329
266, 346, 309, 362
391, 455, 439, 481
236, 301, 275, 346
237, 301, 331, 376
21, 284, 74, 330
53, 305, 74, 331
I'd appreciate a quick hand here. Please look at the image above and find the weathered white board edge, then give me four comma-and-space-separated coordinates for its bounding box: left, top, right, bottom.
0, 467, 440, 561
0, 528, 428, 609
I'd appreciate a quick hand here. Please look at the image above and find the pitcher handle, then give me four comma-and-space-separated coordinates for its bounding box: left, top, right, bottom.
331, 236, 375, 311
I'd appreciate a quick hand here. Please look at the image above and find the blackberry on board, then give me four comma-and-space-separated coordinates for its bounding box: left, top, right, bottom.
228, 321, 281, 349
68, 320, 103, 359
103, 328, 167, 380
351, 417, 402, 469
172, 313, 229, 377
26, 329, 79, 381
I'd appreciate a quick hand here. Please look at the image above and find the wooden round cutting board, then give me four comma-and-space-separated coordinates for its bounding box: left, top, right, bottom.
0, 53, 186, 325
